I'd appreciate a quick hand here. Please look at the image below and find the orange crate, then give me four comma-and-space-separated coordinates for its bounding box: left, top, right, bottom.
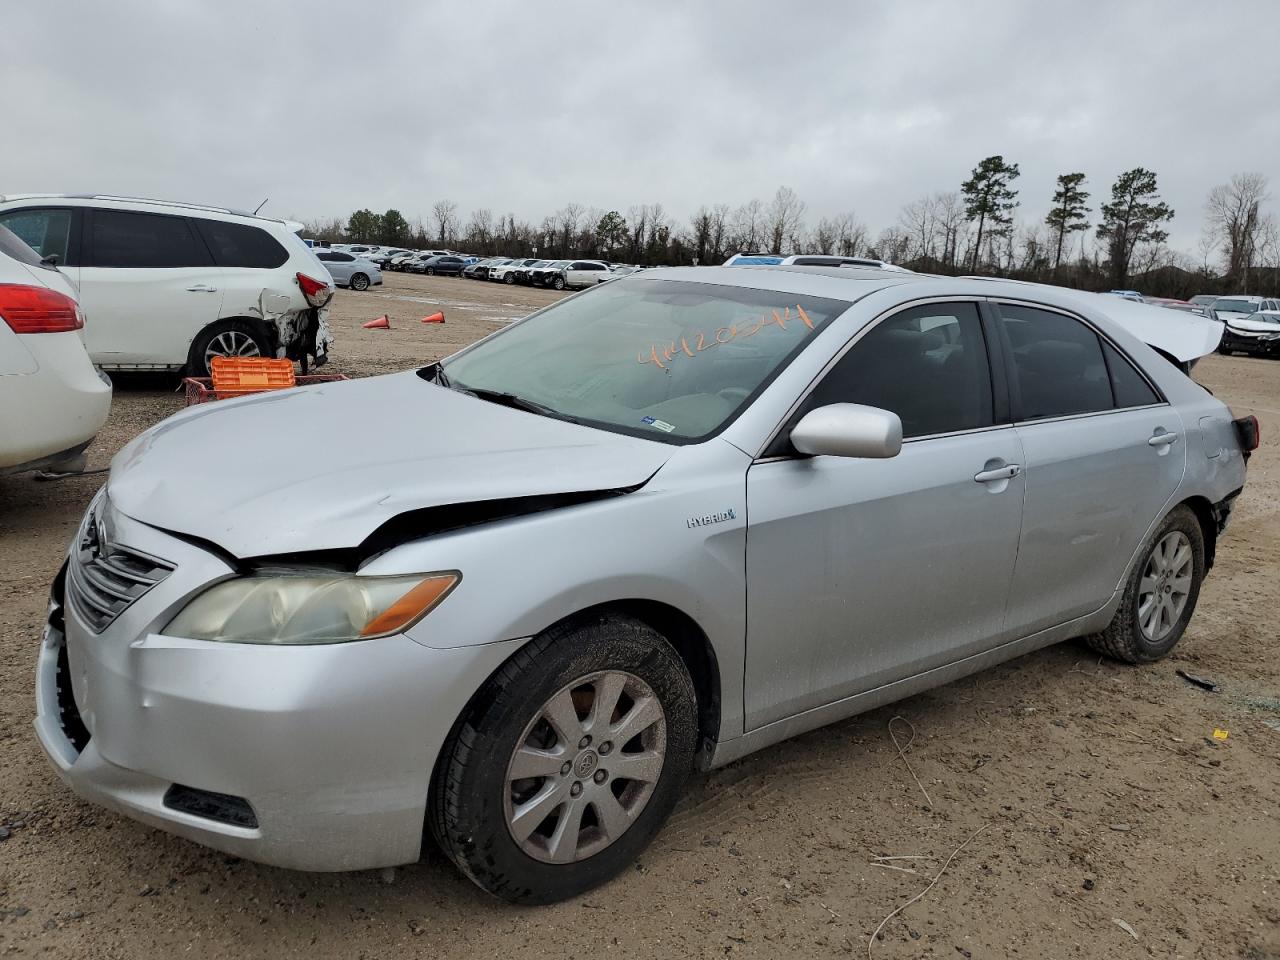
210, 356, 297, 396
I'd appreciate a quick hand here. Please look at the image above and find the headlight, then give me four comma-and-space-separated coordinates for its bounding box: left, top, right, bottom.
163, 572, 459, 644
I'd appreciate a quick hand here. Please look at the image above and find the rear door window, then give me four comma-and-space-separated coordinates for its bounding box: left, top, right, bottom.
997, 304, 1115, 419
194, 219, 288, 269
804, 301, 995, 439
0, 208, 77, 265
89, 209, 212, 268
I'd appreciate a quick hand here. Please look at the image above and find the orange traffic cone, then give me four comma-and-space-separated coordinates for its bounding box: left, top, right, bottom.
363, 315, 390, 330
421, 311, 445, 324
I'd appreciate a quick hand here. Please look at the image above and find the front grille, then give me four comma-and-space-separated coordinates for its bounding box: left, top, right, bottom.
66, 506, 173, 633
48, 564, 91, 753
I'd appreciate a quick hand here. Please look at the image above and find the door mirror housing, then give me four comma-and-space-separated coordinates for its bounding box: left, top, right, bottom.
790, 403, 903, 459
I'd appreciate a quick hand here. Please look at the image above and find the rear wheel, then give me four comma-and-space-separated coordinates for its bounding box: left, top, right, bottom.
187, 320, 271, 377
350, 272, 370, 291
426, 267, 436, 276
1086, 505, 1205, 663
431, 615, 697, 904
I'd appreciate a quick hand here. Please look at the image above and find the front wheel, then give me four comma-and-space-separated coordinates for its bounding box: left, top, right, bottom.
551, 275, 566, 290
504, 273, 516, 284
431, 616, 697, 904
426, 267, 436, 276
350, 272, 370, 291
1086, 505, 1205, 663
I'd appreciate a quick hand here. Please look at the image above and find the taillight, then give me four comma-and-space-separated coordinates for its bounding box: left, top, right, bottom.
296, 272, 332, 308
1233, 415, 1260, 454
0, 283, 83, 334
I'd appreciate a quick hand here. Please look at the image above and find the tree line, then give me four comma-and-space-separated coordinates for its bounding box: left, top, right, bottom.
300, 163, 1280, 297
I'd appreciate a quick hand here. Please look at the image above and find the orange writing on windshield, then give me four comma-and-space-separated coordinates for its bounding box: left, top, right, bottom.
637, 305, 815, 370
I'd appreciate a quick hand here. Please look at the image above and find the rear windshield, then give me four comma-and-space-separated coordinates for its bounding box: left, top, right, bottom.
441, 277, 850, 443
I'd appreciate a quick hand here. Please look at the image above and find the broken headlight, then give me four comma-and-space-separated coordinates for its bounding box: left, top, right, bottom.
163, 572, 459, 644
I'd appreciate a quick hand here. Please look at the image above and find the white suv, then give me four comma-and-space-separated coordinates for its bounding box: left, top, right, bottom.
0, 195, 335, 375
0, 224, 111, 475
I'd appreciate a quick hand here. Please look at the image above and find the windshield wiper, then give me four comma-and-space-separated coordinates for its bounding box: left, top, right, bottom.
455, 385, 585, 425
433, 363, 451, 388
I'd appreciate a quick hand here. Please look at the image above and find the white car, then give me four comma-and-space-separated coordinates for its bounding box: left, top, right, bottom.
313, 250, 383, 291
489, 258, 541, 283
1209, 296, 1279, 324
0, 195, 336, 375
0, 225, 111, 475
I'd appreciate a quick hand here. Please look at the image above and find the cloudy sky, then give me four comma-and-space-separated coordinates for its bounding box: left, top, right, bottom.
5, 1, 1276, 252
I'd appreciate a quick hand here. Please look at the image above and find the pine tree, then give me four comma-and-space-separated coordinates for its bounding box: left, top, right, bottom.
1096, 168, 1174, 288
1045, 173, 1090, 273
961, 156, 1021, 271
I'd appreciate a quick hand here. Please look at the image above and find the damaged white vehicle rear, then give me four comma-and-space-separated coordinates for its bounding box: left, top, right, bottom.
0, 195, 334, 375
36, 268, 1249, 906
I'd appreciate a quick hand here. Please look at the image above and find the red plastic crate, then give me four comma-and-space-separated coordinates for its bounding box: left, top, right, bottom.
182, 373, 349, 406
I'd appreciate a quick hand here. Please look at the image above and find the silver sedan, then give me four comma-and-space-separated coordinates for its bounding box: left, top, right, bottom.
313, 249, 383, 291
36, 267, 1251, 904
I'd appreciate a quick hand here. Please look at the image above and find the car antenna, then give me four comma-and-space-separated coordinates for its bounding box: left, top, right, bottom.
253, 197, 269, 215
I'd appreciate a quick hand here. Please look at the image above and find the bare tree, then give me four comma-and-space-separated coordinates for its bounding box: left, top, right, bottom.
898, 194, 940, 263
465, 208, 494, 252
1206, 172, 1269, 289
730, 199, 763, 253
765, 186, 806, 254
829, 212, 869, 258
431, 200, 459, 246
709, 204, 730, 263
934, 192, 966, 270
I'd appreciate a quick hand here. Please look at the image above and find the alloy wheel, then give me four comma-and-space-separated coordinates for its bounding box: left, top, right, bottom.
1137, 530, 1193, 642
203, 330, 261, 371
504, 670, 666, 864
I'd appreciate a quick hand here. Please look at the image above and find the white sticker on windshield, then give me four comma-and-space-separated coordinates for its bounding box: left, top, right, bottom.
641, 416, 676, 433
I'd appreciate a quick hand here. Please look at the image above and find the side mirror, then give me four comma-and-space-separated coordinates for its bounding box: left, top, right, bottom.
790, 403, 903, 459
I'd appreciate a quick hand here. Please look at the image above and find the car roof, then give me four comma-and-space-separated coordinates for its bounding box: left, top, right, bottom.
0, 193, 300, 230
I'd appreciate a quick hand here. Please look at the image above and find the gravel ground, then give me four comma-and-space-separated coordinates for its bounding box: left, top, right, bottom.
2, 273, 1278, 959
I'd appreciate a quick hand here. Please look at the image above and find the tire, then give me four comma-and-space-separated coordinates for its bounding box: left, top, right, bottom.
426, 267, 436, 276
1086, 505, 1205, 663
504, 273, 516, 285
552, 275, 566, 290
431, 615, 698, 904
350, 273, 370, 291
187, 319, 272, 377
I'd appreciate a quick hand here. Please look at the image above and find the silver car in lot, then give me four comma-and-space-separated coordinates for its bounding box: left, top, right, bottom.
313, 249, 382, 291
36, 267, 1253, 904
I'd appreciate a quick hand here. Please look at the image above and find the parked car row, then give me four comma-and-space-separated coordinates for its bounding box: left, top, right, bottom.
462, 257, 637, 289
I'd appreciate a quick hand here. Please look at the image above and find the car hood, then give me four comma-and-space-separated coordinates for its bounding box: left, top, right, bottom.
107, 372, 674, 558
1227, 318, 1280, 335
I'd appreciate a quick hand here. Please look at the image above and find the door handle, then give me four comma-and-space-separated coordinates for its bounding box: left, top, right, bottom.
974, 463, 1021, 483
1148, 432, 1179, 447
186, 284, 218, 293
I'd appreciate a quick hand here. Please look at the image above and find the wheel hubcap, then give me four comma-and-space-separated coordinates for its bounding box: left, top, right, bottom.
504, 670, 666, 864
203, 331, 261, 371
1137, 531, 1193, 642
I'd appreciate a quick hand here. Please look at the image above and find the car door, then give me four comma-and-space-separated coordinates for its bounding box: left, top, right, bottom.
77, 208, 225, 366
994, 301, 1186, 636
744, 300, 1025, 730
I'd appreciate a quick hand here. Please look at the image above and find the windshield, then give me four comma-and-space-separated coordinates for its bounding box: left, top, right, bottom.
1213, 298, 1258, 313
440, 277, 850, 442
1244, 312, 1280, 325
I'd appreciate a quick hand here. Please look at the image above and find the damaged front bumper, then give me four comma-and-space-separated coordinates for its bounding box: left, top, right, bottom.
33, 498, 522, 872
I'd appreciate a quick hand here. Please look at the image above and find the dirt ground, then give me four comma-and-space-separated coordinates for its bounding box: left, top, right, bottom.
2, 272, 1278, 959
